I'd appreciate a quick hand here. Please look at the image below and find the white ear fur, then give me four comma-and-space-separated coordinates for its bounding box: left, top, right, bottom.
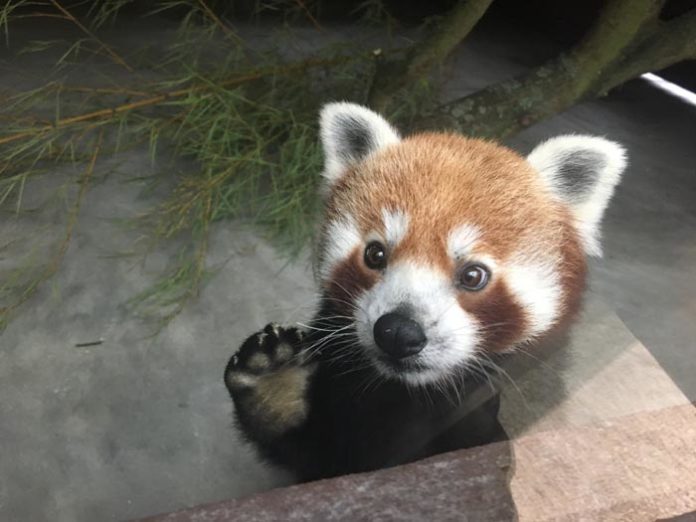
319, 102, 401, 188
527, 135, 627, 257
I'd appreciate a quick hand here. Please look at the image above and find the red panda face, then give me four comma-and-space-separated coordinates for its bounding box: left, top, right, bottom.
316, 103, 626, 385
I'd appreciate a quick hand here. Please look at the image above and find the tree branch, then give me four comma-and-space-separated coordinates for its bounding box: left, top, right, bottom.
591, 8, 696, 97
436, 0, 668, 139
368, 0, 494, 111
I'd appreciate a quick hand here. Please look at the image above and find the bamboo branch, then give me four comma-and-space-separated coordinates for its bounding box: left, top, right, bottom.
61, 85, 151, 97
49, 0, 134, 72
368, 0, 494, 111
295, 0, 323, 31
0, 54, 357, 147
23, 12, 68, 20
0, 129, 103, 318
196, 0, 244, 45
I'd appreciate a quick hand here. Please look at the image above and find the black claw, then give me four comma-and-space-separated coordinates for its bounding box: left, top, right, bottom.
226, 324, 307, 385
283, 327, 303, 347
263, 323, 280, 336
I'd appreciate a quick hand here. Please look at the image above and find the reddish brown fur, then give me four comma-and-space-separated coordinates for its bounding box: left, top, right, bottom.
327, 248, 379, 314
460, 280, 527, 352
556, 220, 589, 331
322, 133, 587, 348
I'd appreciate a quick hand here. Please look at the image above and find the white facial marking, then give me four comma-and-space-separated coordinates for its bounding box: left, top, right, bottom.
321, 216, 361, 281
448, 224, 481, 260
506, 258, 562, 338
355, 261, 479, 385
382, 208, 410, 247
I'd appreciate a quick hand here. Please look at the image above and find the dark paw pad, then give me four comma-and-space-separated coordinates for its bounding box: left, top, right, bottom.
225, 324, 305, 390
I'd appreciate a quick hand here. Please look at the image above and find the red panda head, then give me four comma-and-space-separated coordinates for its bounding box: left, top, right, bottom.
316, 102, 626, 385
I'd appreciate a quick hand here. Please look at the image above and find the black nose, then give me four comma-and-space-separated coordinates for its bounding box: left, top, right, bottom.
373, 312, 427, 359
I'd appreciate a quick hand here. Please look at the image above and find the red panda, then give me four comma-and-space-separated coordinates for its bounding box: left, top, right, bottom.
224, 102, 627, 480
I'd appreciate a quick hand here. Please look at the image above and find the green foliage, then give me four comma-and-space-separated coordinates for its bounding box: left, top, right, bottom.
0, 0, 413, 328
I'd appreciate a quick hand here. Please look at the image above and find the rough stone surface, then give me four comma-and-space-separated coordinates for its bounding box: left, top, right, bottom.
510, 404, 696, 521
138, 405, 696, 522
137, 441, 516, 522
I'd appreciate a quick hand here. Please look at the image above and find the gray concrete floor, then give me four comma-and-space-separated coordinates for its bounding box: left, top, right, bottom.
1, 21, 695, 522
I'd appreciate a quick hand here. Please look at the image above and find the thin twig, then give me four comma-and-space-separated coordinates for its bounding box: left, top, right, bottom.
61, 85, 151, 97
75, 339, 104, 347
0, 54, 358, 147
196, 0, 244, 44
0, 129, 104, 317
22, 12, 68, 20
294, 0, 323, 31
49, 0, 134, 72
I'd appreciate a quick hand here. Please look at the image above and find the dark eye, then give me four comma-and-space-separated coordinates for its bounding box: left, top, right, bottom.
364, 241, 387, 270
457, 263, 490, 291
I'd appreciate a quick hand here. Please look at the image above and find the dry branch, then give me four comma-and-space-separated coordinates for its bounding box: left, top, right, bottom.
0, 130, 103, 318
196, 0, 244, 44
294, 0, 323, 32
49, 0, 134, 72
368, 0, 494, 111
0, 54, 357, 147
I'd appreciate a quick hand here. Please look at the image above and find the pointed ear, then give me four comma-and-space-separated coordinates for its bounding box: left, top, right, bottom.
527, 135, 627, 257
319, 102, 401, 188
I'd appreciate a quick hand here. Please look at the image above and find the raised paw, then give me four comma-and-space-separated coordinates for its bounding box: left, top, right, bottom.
224, 323, 313, 438
225, 323, 306, 389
